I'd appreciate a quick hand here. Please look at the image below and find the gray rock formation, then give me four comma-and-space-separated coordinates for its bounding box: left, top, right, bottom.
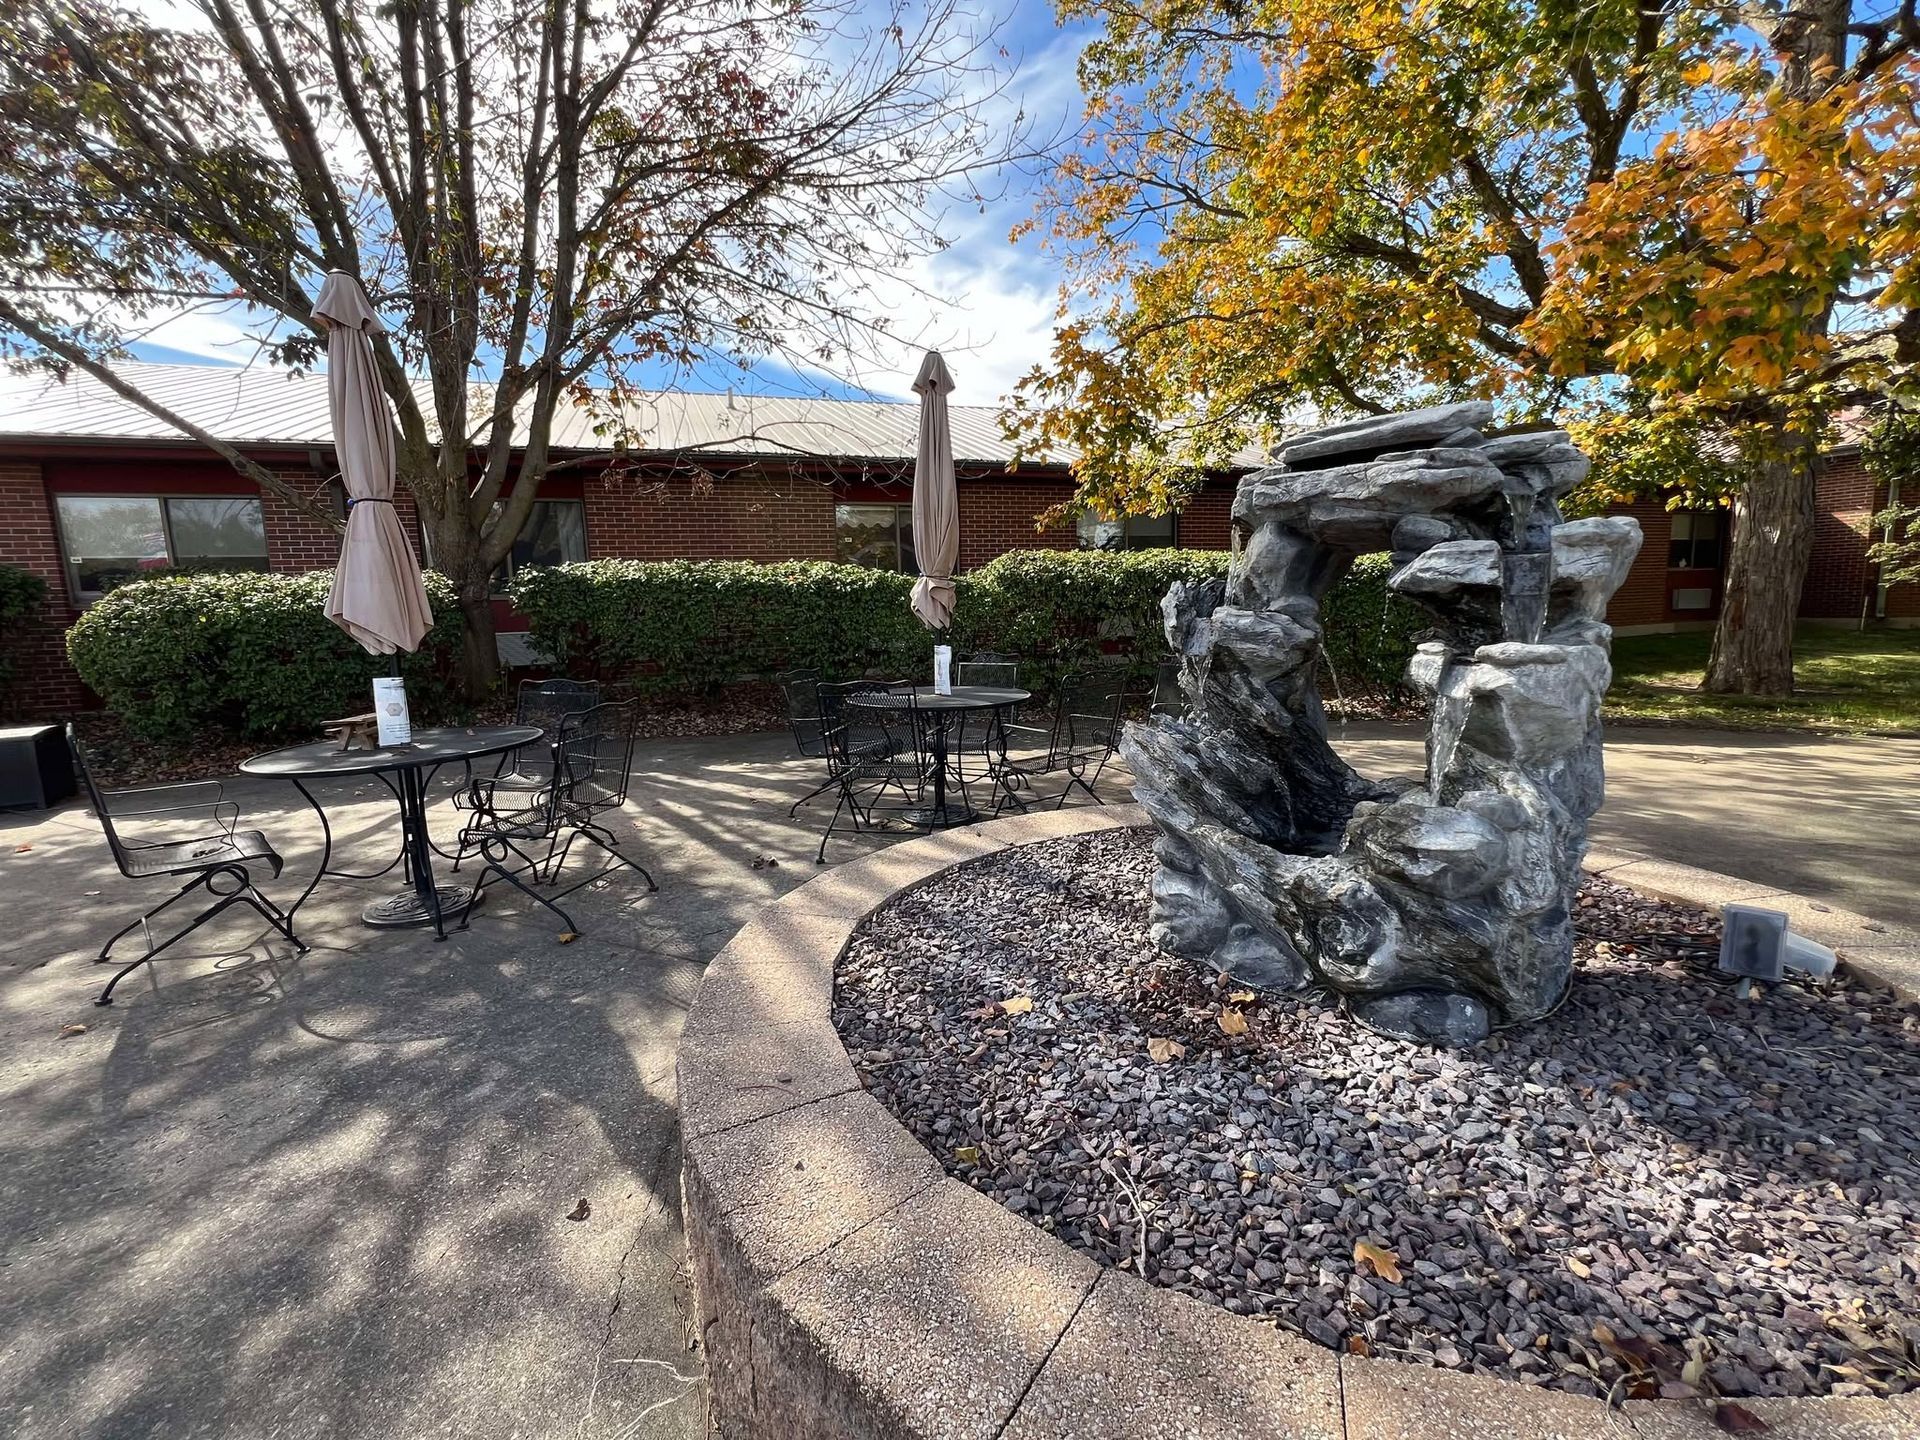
1123, 404, 1641, 1045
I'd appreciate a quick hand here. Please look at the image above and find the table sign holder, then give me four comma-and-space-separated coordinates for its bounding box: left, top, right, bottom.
933, 645, 953, 696
1719, 902, 1838, 998
373, 676, 412, 747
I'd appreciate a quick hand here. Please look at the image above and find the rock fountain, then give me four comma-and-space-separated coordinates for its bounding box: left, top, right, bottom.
1121, 401, 1642, 1044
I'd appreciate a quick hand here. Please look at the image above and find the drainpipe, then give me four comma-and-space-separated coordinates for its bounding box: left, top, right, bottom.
1875, 476, 1899, 622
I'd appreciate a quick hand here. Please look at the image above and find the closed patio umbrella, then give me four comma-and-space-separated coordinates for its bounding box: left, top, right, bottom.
318, 271, 433, 655
909, 350, 959, 629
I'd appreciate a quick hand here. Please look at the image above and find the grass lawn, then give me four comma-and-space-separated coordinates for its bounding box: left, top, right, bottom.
1606, 626, 1920, 734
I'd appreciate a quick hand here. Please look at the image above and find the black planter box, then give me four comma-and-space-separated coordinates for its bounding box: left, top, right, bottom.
0, 725, 76, 810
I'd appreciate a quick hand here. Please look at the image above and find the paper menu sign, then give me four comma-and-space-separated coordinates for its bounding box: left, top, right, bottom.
933, 645, 953, 696
372, 676, 412, 747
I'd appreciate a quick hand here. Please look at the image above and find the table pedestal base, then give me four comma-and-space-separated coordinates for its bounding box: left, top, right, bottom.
361, 884, 483, 929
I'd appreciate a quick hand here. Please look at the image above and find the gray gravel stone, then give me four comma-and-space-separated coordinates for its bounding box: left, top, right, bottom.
834, 831, 1920, 1403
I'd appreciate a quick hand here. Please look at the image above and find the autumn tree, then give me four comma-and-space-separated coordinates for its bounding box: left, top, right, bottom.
0, 0, 1010, 694
1008, 0, 1919, 696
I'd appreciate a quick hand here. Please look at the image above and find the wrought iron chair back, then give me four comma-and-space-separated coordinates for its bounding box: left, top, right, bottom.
956, 655, 1018, 689
502, 678, 602, 782
555, 700, 638, 816
1150, 659, 1185, 718
775, 668, 830, 761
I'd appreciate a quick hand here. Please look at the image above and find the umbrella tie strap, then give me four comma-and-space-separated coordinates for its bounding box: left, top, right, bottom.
345, 497, 394, 510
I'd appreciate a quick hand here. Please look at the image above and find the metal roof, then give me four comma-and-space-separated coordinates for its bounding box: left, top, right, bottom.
0, 361, 1084, 467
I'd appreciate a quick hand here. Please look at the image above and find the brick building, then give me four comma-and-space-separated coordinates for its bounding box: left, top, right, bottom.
0, 364, 1910, 718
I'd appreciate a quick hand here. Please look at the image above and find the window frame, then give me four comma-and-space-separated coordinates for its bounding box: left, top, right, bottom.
52, 491, 271, 602
1076, 511, 1179, 552
834, 501, 917, 572
1667, 509, 1726, 570
422, 497, 590, 596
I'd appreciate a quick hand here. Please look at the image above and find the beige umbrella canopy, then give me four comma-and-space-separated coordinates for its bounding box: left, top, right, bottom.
317, 271, 433, 656
909, 350, 959, 629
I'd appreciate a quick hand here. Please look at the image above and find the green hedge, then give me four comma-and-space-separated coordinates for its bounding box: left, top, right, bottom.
510, 559, 932, 693
67, 569, 463, 742
0, 564, 47, 708
512, 548, 1422, 702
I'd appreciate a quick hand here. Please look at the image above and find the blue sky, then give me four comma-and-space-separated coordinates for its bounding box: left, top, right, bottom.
125, 1, 1094, 416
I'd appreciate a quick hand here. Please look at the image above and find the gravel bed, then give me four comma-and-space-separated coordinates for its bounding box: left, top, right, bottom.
833, 829, 1920, 1403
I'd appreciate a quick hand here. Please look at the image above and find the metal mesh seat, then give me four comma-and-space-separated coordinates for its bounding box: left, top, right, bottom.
67, 725, 304, 1006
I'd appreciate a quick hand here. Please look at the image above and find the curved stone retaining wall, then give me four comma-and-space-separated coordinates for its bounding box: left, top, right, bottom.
678, 808, 1918, 1440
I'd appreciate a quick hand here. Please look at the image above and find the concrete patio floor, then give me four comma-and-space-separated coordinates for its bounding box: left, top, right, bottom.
1, 724, 1914, 1439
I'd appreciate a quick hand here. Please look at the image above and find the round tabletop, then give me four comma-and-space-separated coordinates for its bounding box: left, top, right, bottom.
241, 725, 545, 779
845, 685, 1030, 713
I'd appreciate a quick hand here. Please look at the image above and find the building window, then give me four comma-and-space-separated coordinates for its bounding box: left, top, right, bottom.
497, 499, 586, 587
835, 503, 917, 571
55, 494, 269, 598
1668, 510, 1724, 569
426, 499, 587, 592
1077, 511, 1177, 551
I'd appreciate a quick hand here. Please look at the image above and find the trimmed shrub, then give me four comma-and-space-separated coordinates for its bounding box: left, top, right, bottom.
0, 565, 48, 706
67, 569, 463, 742
1319, 552, 1428, 706
511, 559, 932, 692
513, 548, 1423, 703
949, 548, 1231, 675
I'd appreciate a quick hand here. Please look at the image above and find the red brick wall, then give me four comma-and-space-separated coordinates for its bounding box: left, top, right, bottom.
0, 459, 86, 718
1801, 451, 1877, 620
955, 477, 1078, 568
583, 466, 839, 561
1180, 486, 1234, 551
1601, 499, 1677, 628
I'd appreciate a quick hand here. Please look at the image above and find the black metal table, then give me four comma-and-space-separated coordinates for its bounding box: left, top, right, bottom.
846, 685, 1029, 827
242, 725, 543, 940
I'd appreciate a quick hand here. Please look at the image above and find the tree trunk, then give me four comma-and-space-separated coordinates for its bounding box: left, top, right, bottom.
454, 574, 501, 700
1703, 434, 1816, 697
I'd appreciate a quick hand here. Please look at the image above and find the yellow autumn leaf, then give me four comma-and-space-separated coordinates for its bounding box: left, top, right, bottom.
1567, 1256, 1592, 1279
999, 995, 1034, 1015
954, 1145, 979, 1165
1227, 989, 1255, 1004
1216, 1007, 1249, 1037
557, 931, 580, 944
1353, 1238, 1403, 1283
1146, 1036, 1185, 1063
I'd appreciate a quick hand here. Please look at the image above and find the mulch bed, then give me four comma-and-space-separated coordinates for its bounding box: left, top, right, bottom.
833, 829, 1920, 1405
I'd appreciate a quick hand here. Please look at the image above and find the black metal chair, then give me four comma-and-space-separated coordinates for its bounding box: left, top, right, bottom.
952, 652, 1020, 786
458, 701, 653, 932
814, 681, 922, 863
776, 668, 840, 818
1150, 659, 1186, 719
68, 726, 305, 1006
985, 667, 1132, 812
450, 678, 601, 868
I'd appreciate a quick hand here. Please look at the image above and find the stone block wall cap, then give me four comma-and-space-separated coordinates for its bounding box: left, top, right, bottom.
683, 806, 1916, 1438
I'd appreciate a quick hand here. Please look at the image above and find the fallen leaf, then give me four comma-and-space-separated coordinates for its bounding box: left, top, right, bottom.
954, 1145, 979, 1165
1353, 1238, 1402, 1283
58, 1024, 87, 1038
999, 995, 1034, 1015
1682, 1355, 1708, 1387
1146, 1037, 1185, 1063
558, 931, 580, 944
566, 1198, 591, 1222
1567, 1256, 1592, 1279
750, 855, 780, 870
1346, 1335, 1372, 1357
13, 844, 29, 853
1216, 1008, 1249, 1037
1713, 1402, 1770, 1433
1227, 989, 1255, 1004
